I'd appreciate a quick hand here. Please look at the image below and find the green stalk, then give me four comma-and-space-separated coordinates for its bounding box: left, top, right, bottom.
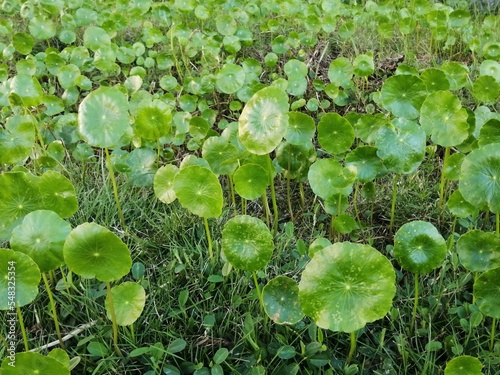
389, 174, 398, 232
353, 182, 361, 228
496, 213, 499, 237
262, 192, 271, 228
169, 23, 183, 81
411, 273, 419, 336
252, 271, 264, 316
104, 148, 126, 229
242, 197, 247, 215
267, 156, 279, 236
490, 318, 497, 352
346, 331, 357, 364
106, 282, 122, 357
130, 324, 135, 345
42, 273, 65, 349
439, 147, 450, 208
228, 174, 237, 216
286, 177, 294, 221
299, 182, 305, 208
203, 217, 214, 262
16, 306, 29, 351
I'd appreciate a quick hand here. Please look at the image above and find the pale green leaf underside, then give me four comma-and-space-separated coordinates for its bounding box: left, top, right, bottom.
238, 86, 289, 155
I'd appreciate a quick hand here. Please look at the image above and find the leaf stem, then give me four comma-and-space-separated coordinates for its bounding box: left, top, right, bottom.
252, 271, 264, 316
490, 318, 497, 352
346, 331, 357, 364
228, 174, 237, 216
286, 177, 294, 221
299, 181, 305, 208
496, 213, 499, 237
267, 156, 279, 236
104, 148, 126, 229
203, 217, 214, 262
106, 282, 122, 357
262, 192, 271, 228
42, 273, 65, 349
389, 174, 398, 232
439, 146, 450, 208
411, 273, 419, 336
17, 306, 29, 351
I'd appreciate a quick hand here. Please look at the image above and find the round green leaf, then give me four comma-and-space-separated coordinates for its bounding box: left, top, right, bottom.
483, 42, 500, 60
106, 282, 146, 326
221, 215, 274, 272
202, 136, 239, 175
478, 119, 500, 147
0, 172, 44, 241
0, 114, 35, 165
446, 189, 478, 218
375, 118, 426, 174
459, 143, 500, 214
275, 141, 316, 181
443, 153, 465, 180
444, 356, 483, 375
57, 64, 80, 90
284, 59, 308, 78
308, 158, 356, 200
421, 68, 450, 92
353, 53, 374, 77
238, 86, 289, 155
286, 77, 307, 97
308, 237, 332, 258
0, 352, 69, 375
10, 210, 71, 273
473, 75, 500, 104
233, 163, 269, 200
441, 61, 469, 91
134, 99, 172, 141
473, 267, 500, 319
39, 170, 78, 218
393, 221, 447, 274
285, 111, 315, 145
0, 248, 40, 308
216, 14, 237, 36
457, 230, 500, 272
63, 223, 132, 282
83, 26, 111, 51
298, 242, 396, 333
13, 32, 34, 55
419, 91, 469, 147
317, 113, 355, 155
345, 146, 386, 182
173, 165, 223, 218
328, 57, 353, 88
263, 276, 304, 324
216, 64, 245, 94
29, 16, 56, 40
78, 86, 130, 148
380, 75, 427, 119
10, 74, 44, 107
479, 60, 500, 83
154, 164, 179, 204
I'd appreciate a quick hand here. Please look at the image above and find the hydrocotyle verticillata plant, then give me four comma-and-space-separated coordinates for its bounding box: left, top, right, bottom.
238, 86, 289, 234
172, 165, 224, 262
10, 210, 72, 348
298, 242, 396, 363
393, 221, 447, 334
221, 215, 274, 314
78, 86, 131, 228
63, 222, 133, 356
0, 248, 41, 351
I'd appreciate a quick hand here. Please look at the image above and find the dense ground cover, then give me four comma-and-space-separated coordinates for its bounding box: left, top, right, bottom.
0, 0, 500, 374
